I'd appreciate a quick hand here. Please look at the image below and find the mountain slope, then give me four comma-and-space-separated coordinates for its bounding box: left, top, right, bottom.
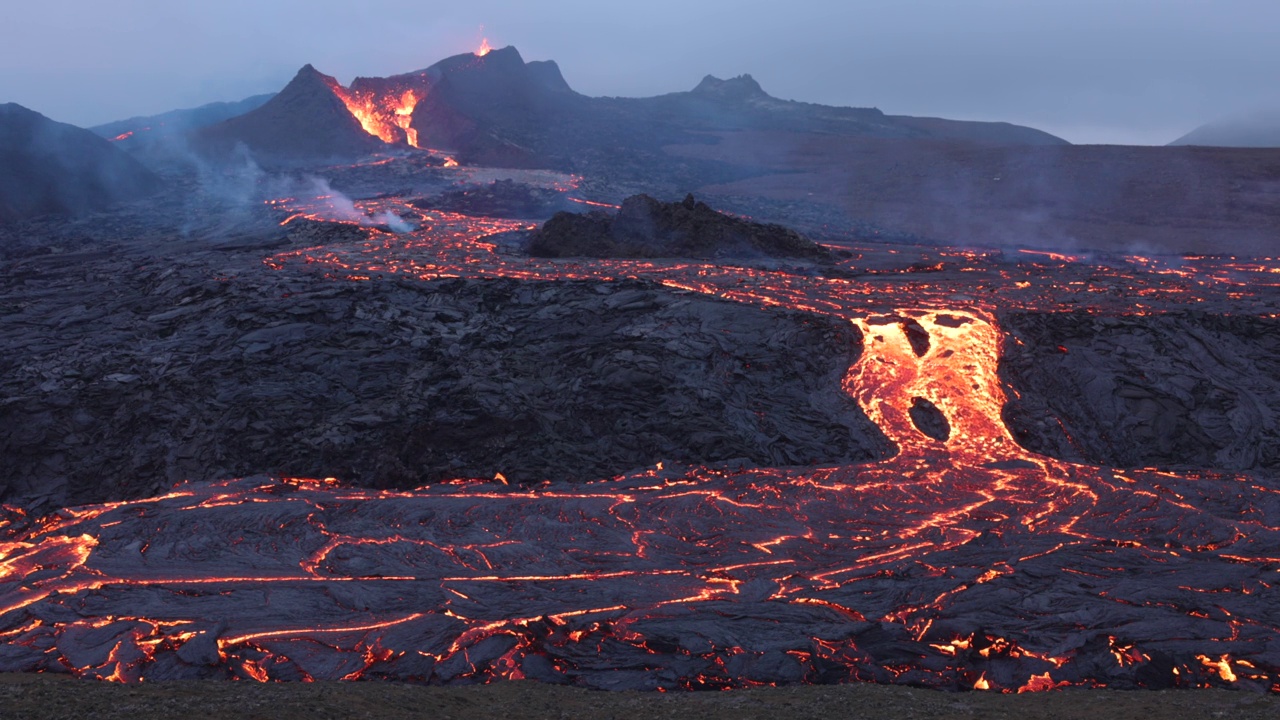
91, 93, 275, 145
195, 65, 385, 165
408, 48, 1065, 170
0, 103, 161, 224
1170, 109, 1280, 147
128, 46, 1064, 173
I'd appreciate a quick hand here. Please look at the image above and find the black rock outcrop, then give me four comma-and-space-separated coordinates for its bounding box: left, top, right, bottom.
690, 74, 770, 102
0, 104, 161, 224
909, 397, 950, 442
529, 194, 834, 261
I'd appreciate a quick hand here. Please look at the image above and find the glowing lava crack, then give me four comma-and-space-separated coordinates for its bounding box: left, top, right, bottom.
2, 306, 1278, 691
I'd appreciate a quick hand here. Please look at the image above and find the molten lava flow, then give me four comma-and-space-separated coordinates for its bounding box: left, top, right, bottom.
394, 90, 420, 148
332, 87, 423, 147
3, 181, 1280, 689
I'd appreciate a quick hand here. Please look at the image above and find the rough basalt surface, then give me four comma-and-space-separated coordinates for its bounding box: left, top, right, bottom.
0, 257, 888, 509
999, 311, 1280, 472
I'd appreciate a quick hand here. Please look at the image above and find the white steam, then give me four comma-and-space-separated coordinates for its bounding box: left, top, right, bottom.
302, 177, 414, 233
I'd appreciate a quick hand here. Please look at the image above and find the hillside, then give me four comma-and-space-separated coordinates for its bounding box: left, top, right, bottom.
194, 65, 385, 165
0, 103, 160, 224
1171, 108, 1280, 147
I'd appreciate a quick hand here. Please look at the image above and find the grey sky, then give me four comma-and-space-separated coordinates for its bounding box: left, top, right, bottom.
2, 0, 1277, 144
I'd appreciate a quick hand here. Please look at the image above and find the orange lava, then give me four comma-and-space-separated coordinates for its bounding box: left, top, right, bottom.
333, 87, 422, 147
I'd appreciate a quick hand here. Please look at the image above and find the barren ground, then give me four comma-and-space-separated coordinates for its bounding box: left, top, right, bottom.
2, 674, 1279, 720
672, 131, 1280, 255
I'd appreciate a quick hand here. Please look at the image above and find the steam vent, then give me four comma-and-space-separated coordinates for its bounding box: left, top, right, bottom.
5, 21, 1280, 715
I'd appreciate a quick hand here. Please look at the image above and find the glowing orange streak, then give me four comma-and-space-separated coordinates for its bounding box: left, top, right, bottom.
0, 534, 98, 616
1017, 672, 1072, 692
1017, 249, 1083, 263
441, 569, 685, 583
1197, 654, 1239, 682
792, 597, 867, 620
568, 198, 621, 209
223, 613, 429, 646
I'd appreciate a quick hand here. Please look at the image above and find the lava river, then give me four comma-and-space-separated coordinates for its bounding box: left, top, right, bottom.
2, 196, 1279, 691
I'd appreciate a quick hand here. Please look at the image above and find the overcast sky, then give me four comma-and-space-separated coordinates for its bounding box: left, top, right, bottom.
2, 0, 1277, 144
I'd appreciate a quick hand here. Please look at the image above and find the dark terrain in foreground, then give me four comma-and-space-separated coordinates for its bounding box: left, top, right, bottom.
2, 674, 1277, 720
0, 259, 884, 509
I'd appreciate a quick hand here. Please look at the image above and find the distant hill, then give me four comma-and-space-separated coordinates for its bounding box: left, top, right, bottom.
0, 103, 161, 224
91, 93, 275, 146
147, 45, 1064, 171
194, 65, 385, 166
409, 47, 1066, 170
1170, 109, 1280, 147
673, 131, 1280, 256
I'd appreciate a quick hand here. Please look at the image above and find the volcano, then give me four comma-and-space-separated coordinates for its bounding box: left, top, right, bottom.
0, 103, 160, 224
195, 65, 386, 166
407, 46, 582, 165
180, 45, 1065, 172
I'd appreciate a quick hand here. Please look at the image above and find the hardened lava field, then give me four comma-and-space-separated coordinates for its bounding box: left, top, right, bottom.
3, 175, 1280, 692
